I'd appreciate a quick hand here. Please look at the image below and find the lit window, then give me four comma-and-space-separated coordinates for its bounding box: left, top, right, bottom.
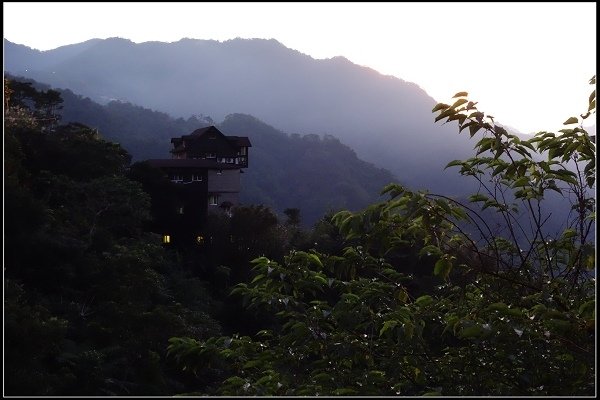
163, 235, 171, 244
206, 153, 216, 158
171, 174, 183, 183
177, 206, 184, 214
192, 174, 202, 181
209, 195, 219, 205
196, 235, 204, 244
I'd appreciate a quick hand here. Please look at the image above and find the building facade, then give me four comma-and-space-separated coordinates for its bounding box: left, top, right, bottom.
146, 126, 251, 245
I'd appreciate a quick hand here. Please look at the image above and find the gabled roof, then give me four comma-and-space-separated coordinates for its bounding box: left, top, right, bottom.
187, 125, 223, 138
227, 136, 252, 147
172, 126, 252, 147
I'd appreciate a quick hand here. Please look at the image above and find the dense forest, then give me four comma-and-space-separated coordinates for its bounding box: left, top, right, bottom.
3, 76, 595, 396
6, 74, 396, 225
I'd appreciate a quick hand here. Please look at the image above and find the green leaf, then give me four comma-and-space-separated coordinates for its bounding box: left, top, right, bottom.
243, 359, 263, 369
460, 324, 484, 338
450, 98, 468, 109
578, 300, 595, 317
482, 199, 502, 211
307, 253, 323, 268
556, 174, 578, 185
562, 229, 577, 239
312, 274, 327, 285
435, 108, 457, 123
379, 320, 399, 336
459, 120, 477, 133
475, 137, 493, 154
434, 258, 452, 280
505, 307, 523, 317
419, 245, 443, 258
434, 198, 452, 213
547, 319, 571, 333
445, 159, 463, 169
512, 176, 530, 187
469, 124, 481, 137
312, 372, 332, 382
587, 176, 595, 188
492, 163, 508, 176
563, 117, 579, 125
432, 103, 449, 113
415, 295, 434, 307
251, 256, 270, 265
469, 193, 488, 203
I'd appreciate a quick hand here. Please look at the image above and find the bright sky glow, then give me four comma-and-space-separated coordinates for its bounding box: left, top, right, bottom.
3, 2, 597, 134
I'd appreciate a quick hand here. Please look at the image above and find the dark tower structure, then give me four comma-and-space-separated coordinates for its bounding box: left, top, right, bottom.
146, 126, 251, 245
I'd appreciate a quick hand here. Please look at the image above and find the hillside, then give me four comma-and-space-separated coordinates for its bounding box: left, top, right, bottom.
4, 37, 480, 195
7, 75, 396, 225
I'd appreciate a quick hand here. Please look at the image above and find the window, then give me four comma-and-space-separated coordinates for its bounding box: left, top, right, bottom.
205, 153, 216, 158
209, 194, 219, 205
177, 206, 184, 214
171, 174, 183, 183
239, 147, 247, 156
163, 234, 171, 244
196, 235, 205, 244
192, 174, 202, 182
217, 169, 223, 175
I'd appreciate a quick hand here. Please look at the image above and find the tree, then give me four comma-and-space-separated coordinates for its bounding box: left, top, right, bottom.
283, 208, 301, 226
167, 77, 595, 396
4, 79, 225, 396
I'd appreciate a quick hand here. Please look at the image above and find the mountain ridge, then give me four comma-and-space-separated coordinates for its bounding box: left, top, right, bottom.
4, 37, 476, 195
5, 74, 396, 225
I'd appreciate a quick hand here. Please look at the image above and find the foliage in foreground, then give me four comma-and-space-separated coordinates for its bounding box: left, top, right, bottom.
167, 77, 596, 396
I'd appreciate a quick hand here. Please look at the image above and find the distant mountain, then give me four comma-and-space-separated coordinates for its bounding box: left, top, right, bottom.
4, 37, 483, 195
220, 113, 395, 224
7, 75, 395, 225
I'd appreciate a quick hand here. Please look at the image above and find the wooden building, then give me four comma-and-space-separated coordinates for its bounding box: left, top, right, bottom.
146, 126, 251, 245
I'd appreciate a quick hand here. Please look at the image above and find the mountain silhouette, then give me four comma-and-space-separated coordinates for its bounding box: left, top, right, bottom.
6, 74, 396, 225
5, 37, 483, 195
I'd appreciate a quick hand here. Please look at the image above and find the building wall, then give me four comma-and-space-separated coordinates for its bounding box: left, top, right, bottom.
207, 169, 240, 192
206, 192, 239, 208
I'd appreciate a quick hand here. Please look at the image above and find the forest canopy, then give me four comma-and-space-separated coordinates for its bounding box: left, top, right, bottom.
3, 76, 595, 396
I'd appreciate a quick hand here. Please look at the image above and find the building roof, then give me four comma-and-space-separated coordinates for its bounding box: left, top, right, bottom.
146, 159, 241, 170
174, 126, 252, 147
227, 136, 252, 147
188, 126, 222, 138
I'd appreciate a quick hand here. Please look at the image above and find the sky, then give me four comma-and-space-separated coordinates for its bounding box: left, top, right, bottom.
3, 2, 596, 134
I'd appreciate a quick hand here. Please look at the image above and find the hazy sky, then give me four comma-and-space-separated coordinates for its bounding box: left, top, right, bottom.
3, 2, 596, 133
